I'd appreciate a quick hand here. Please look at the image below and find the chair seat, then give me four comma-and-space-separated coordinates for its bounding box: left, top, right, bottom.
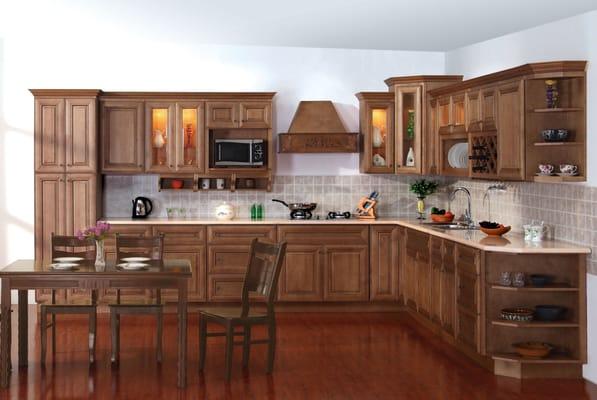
199, 307, 268, 321
41, 304, 96, 314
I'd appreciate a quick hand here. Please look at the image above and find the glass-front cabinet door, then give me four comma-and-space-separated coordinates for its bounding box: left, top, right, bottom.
396, 85, 422, 174
145, 102, 175, 172
362, 100, 394, 173
176, 102, 204, 172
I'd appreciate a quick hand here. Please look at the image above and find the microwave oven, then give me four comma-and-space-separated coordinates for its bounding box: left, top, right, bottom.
214, 139, 265, 167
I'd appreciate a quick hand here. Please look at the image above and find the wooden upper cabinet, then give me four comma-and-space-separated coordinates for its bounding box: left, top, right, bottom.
465, 90, 482, 132
370, 226, 399, 301
176, 102, 204, 172
101, 100, 144, 173
395, 85, 422, 174
145, 102, 176, 172
424, 98, 439, 175
437, 95, 451, 135
35, 98, 65, 172
451, 93, 466, 134
65, 98, 97, 173
239, 102, 271, 128
206, 101, 237, 128
497, 80, 525, 180
357, 94, 395, 174
481, 87, 497, 131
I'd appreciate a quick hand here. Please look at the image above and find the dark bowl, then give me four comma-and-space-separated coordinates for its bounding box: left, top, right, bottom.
534, 305, 566, 321
529, 274, 554, 287
541, 129, 569, 142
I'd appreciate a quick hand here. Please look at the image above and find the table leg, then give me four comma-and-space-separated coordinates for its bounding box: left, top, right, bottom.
177, 280, 188, 388
1, 279, 11, 388
18, 290, 27, 367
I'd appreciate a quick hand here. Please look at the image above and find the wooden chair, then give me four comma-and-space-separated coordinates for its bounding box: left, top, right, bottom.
110, 234, 164, 364
199, 239, 287, 381
41, 234, 97, 365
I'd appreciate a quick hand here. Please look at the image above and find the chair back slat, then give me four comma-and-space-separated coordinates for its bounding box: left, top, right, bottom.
51, 234, 96, 261
241, 239, 287, 317
116, 234, 164, 261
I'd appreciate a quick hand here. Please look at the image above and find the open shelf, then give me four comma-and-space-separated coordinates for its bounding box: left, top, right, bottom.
532, 175, 585, 183
492, 353, 581, 364
491, 320, 579, 328
533, 141, 582, 147
490, 283, 578, 292
532, 107, 583, 113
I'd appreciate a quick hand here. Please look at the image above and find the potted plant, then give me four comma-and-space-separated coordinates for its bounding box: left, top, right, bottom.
409, 179, 439, 219
77, 221, 111, 268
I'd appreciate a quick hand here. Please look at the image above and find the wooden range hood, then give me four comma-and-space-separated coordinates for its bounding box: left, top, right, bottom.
278, 101, 359, 153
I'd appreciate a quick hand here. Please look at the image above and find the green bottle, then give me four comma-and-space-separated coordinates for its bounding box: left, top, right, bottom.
256, 203, 263, 220
250, 204, 257, 220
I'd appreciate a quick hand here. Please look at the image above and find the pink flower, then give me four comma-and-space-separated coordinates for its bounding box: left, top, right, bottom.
76, 230, 84, 240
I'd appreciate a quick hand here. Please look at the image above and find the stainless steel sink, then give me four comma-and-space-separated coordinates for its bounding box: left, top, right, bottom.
422, 222, 479, 231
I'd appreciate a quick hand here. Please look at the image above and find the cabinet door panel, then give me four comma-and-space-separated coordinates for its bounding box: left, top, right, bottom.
35, 174, 66, 262
497, 81, 525, 180
208, 245, 250, 274
456, 270, 479, 314
403, 248, 417, 310
65, 98, 97, 173
370, 226, 399, 301
481, 87, 497, 131
415, 250, 431, 316
457, 308, 480, 353
451, 93, 466, 134
441, 241, 456, 336
325, 246, 369, 301
395, 85, 422, 174
65, 174, 97, 236
240, 102, 271, 128
35, 98, 65, 172
465, 90, 482, 132
361, 101, 395, 173
430, 238, 442, 323
208, 275, 244, 301
206, 101, 237, 128
163, 249, 206, 302
278, 245, 323, 301
278, 225, 368, 246
145, 102, 176, 172
176, 102, 205, 172
208, 225, 276, 245
101, 101, 144, 172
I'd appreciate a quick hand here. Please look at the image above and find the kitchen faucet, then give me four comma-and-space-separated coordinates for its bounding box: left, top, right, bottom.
449, 187, 474, 226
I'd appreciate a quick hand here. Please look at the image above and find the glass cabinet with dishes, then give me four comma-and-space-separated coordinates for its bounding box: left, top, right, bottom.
176, 102, 204, 172
395, 85, 422, 174
357, 92, 395, 173
145, 102, 175, 172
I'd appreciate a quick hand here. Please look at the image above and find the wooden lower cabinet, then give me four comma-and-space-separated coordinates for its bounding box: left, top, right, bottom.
440, 241, 456, 336
455, 244, 482, 353
278, 245, 323, 301
429, 237, 443, 324
324, 246, 369, 301
370, 226, 399, 301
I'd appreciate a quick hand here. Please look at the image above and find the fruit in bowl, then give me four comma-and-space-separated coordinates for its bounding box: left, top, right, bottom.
430, 208, 454, 223
479, 221, 511, 236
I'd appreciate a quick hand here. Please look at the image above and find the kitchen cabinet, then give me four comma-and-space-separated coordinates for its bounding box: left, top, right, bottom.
369, 226, 400, 301
153, 226, 206, 302
481, 87, 497, 131
206, 225, 276, 301
424, 98, 439, 174
145, 102, 176, 173
496, 80, 525, 180
277, 225, 369, 302
34, 96, 97, 173
436, 92, 465, 135
356, 93, 395, 173
100, 100, 144, 173
395, 85, 422, 174
455, 244, 482, 353
64, 174, 98, 236
176, 102, 204, 172
403, 229, 430, 312
206, 101, 271, 129
440, 241, 456, 336
465, 89, 482, 132
429, 237, 443, 324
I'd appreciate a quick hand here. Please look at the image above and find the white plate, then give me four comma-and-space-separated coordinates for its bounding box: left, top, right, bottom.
458, 143, 469, 168
117, 262, 149, 270
556, 172, 579, 177
54, 257, 84, 263
447, 144, 459, 168
121, 257, 151, 263
448, 143, 468, 169
51, 263, 78, 270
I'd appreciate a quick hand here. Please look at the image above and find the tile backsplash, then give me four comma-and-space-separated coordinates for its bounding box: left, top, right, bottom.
103, 175, 597, 274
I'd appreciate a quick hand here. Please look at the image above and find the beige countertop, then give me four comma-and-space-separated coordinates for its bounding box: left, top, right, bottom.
103, 217, 590, 255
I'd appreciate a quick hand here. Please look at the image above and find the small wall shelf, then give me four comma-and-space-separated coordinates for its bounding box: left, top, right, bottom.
159, 173, 272, 192
532, 142, 582, 147
532, 107, 583, 113
491, 320, 579, 328
490, 283, 578, 292
533, 175, 585, 183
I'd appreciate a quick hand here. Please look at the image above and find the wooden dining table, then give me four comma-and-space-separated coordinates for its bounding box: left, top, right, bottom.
0, 259, 191, 389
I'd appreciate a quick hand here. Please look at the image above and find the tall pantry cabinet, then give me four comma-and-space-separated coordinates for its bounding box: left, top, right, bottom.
32, 90, 102, 302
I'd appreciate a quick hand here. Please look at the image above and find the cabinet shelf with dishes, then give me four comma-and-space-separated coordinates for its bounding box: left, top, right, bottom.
158, 172, 272, 192
489, 283, 578, 292
491, 320, 580, 328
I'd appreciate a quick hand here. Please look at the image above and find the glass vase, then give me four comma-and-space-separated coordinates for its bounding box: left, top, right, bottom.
95, 239, 106, 269
416, 197, 426, 220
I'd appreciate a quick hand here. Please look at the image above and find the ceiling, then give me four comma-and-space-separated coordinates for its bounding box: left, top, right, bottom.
6, 0, 597, 51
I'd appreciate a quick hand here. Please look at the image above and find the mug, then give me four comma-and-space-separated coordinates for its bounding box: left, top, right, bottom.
512, 272, 526, 288
538, 164, 554, 174
216, 179, 225, 190
201, 178, 210, 190
559, 164, 578, 175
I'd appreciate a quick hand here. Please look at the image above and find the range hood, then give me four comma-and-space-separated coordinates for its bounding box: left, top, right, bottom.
278, 101, 359, 153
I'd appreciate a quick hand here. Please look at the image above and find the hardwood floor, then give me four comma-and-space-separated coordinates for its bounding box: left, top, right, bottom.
2, 308, 596, 399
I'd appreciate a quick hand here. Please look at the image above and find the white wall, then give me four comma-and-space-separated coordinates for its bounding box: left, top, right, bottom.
445, 10, 597, 383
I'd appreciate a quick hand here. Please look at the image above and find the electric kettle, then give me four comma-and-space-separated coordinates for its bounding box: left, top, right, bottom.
132, 197, 153, 219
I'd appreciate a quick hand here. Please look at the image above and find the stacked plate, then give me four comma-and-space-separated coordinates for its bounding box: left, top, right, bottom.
117, 257, 150, 270
51, 257, 83, 271
447, 143, 469, 169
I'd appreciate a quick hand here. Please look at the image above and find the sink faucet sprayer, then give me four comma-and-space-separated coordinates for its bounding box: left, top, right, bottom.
449, 187, 474, 227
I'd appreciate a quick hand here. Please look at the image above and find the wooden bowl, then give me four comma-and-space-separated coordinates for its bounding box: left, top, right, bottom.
431, 214, 454, 223
480, 224, 511, 236
171, 179, 184, 189
513, 342, 552, 358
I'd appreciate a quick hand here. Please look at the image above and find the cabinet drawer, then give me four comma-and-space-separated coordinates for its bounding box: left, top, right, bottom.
457, 270, 479, 313
208, 245, 250, 274
278, 225, 368, 246
207, 225, 276, 245
104, 225, 151, 250
457, 307, 480, 353
207, 274, 244, 301
456, 245, 480, 275
153, 225, 205, 248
